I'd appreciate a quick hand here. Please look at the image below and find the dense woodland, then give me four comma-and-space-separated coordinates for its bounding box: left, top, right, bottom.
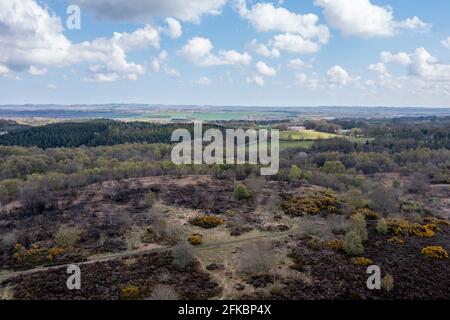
0, 117, 448, 211
0, 120, 213, 148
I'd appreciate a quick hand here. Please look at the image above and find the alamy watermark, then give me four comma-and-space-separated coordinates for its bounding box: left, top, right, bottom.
171, 121, 279, 175
66, 5, 81, 30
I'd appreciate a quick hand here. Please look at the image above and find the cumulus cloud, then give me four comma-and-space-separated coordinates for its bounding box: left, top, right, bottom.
377, 48, 450, 82
326, 65, 352, 86
271, 33, 320, 54
237, 0, 329, 56
288, 59, 305, 70
197, 76, 212, 85
380, 51, 412, 66
237, 0, 329, 43
0, 0, 176, 82
248, 40, 280, 58
247, 75, 265, 86
315, 0, 430, 38
441, 37, 450, 49
28, 66, 48, 76
179, 37, 251, 67
368, 63, 389, 77
75, 0, 226, 23
162, 18, 183, 38
256, 61, 277, 76
409, 48, 450, 81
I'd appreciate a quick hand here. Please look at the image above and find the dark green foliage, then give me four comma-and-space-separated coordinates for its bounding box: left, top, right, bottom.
0, 120, 216, 149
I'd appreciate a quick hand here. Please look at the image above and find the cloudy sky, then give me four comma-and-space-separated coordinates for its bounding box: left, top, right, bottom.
0, 0, 449, 107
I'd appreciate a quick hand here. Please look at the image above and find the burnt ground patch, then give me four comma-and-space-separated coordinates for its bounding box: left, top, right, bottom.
160, 181, 256, 215
265, 223, 450, 300
1, 251, 221, 300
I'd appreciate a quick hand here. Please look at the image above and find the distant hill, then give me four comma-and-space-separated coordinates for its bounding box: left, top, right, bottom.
0, 119, 199, 148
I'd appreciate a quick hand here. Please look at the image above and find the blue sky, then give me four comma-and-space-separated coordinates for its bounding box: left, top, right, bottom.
0, 0, 449, 107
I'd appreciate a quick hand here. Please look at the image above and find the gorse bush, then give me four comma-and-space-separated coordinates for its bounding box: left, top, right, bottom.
188, 234, 203, 246
190, 215, 224, 229
120, 286, 141, 300
54, 227, 81, 248
351, 257, 373, 266
343, 230, 364, 256
421, 246, 448, 259
234, 184, 251, 200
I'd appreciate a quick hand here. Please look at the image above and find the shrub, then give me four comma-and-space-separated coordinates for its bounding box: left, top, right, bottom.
385, 220, 437, 238
144, 191, 156, 208
148, 285, 179, 300
343, 230, 364, 256
351, 257, 373, 266
387, 236, 405, 245
20, 182, 56, 214
421, 246, 448, 259
55, 227, 81, 248
120, 286, 141, 300
280, 190, 340, 217
190, 215, 224, 229
327, 215, 348, 235
376, 219, 389, 235
188, 234, 203, 246
353, 208, 380, 220
47, 247, 65, 261
423, 217, 449, 226
238, 240, 274, 276
327, 239, 344, 251
172, 242, 195, 269
349, 213, 368, 241
381, 273, 395, 293
288, 165, 302, 182
234, 184, 251, 200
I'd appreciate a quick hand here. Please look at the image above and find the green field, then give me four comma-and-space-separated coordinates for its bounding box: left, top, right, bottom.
279, 130, 339, 141
129, 111, 288, 122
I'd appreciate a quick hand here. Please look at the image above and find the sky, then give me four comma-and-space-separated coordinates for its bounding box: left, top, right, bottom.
0, 0, 449, 107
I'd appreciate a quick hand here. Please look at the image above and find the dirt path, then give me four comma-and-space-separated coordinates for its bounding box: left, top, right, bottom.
0, 227, 301, 284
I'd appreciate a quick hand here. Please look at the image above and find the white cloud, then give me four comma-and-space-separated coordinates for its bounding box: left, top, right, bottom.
197, 76, 212, 85
179, 37, 251, 67
380, 51, 412, 66
47, 84, 57, 90
271, 34, 320, 54
441, 37, 450, 49
288, 59, 305, 70
368, 62, 389, 77
164, 67, 181, 78
163, 18, 183, 39
75, 0, 226, 23
326, 65, 351, 86
28, 66, 48, 76
409, 48, 450, 81
237, 0, 329, 44
0, 0, 176, 82
248, 39, 280, 58
295, 72, 308, 85
256, 61, 277, 76
315, 0, 430, 38
377, 48, 450, 82
0, 65, 9, 75
247, 75, 265, 86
